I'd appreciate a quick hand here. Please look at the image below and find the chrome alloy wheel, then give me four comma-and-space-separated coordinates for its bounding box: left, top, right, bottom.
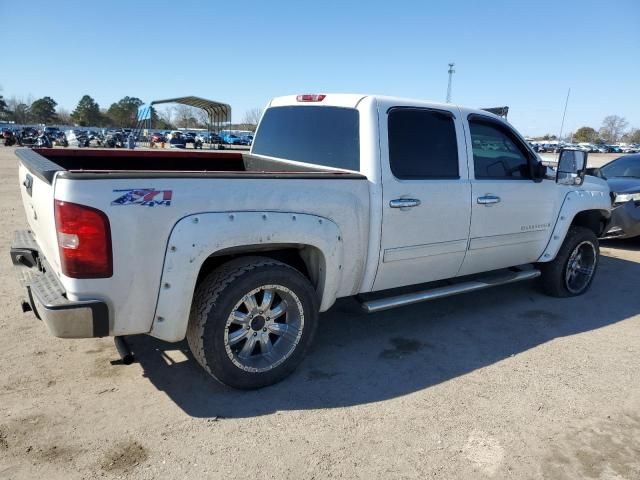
565, 241, 597, 294
224, 284, 305, 373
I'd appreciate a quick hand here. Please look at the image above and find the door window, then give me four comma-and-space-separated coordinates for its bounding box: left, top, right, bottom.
469, 119, 531, 179
388, 108, 459, 179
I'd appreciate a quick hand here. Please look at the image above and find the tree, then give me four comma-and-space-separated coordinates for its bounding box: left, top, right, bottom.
599, 115, 628, 143
56, 107, 72, 125
621, 129, 640, 144
174, 105, 203, 129
30, 96, 58, 124
71, 95, 102, 126
242, 107, 263, 131
573, 126, 597, 143
12, 103, 30, 124
106, 96, 144, 127
155, 106, 175, 129
5, 95, 32, 123
150, 107, 173, 129
0, 95, 8, 120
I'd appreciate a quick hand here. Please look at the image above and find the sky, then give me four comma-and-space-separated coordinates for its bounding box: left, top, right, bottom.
1, 0, 638, 137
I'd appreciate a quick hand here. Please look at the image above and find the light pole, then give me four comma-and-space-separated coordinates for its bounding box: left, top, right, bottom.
446, 63, 455, 103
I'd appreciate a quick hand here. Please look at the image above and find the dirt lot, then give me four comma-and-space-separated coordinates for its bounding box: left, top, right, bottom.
0, 147, 639, 479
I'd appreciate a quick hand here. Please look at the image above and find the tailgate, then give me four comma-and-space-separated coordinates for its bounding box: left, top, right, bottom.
16, 150, 62, 275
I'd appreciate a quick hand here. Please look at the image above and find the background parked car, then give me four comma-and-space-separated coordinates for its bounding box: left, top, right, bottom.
44, 126, 61, 137
18, 127, 39, 146
621, 145, 640, 153
151, 132, 166, 143
184, 132, 196, 145
169, 131, 186, 148
592, 153, 640, 239
220, 133, 243, 145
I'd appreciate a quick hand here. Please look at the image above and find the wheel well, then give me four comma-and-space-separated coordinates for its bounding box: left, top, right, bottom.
571, 210, 608, 237
195, 244, 324, 292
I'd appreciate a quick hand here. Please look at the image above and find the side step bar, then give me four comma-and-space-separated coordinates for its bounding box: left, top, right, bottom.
361, 269, 541, 313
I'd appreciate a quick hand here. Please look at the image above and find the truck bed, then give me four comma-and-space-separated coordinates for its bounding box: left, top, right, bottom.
15, 146, 370, 339
16, 148, 364, 184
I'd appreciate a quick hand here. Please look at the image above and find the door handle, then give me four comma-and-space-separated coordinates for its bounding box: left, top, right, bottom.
477, 195, 501, 205
389, 198, 421, 209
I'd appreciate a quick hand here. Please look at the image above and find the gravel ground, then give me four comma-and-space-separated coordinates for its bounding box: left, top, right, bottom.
0, 147, 639, 479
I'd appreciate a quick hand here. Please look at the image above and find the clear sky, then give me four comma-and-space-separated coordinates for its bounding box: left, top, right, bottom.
1, 0, 638, 136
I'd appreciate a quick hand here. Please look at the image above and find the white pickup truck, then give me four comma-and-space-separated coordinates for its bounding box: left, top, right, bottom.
11, 94, 611, 389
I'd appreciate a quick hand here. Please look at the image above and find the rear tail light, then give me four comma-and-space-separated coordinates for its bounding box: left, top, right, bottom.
54, 200, 113, 278
296, 94, 326, 102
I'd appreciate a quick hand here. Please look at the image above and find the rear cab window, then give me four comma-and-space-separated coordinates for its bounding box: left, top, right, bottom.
252, 106, 360, 171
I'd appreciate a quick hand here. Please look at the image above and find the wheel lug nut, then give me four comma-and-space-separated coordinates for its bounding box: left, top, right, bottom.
253, 332, 257, 337
263, 328, 267, 332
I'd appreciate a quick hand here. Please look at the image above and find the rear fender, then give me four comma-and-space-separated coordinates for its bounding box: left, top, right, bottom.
150, 211, 343, 342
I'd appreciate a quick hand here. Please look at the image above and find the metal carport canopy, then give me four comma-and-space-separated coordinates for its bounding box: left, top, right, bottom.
150, 96, 232, 123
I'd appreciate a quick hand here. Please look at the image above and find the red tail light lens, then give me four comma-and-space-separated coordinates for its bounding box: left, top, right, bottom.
54, 200, 113, 278
296, 94, 326, 102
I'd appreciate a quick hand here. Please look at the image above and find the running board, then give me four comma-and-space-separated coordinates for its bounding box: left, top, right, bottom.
360, 269, 541, 313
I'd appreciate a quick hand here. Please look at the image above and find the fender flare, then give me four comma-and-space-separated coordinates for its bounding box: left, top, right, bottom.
150, 211, 344, 342
537, 189, 610, 262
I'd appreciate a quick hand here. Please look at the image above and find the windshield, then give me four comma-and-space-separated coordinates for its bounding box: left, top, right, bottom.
601, 155, 640, 177
252, 106, 360, 171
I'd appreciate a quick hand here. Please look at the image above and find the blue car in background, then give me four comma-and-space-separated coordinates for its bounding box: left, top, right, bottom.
220, 133, 243, 145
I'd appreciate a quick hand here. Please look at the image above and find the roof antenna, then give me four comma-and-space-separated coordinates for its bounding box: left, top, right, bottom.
558, 88, 571, 142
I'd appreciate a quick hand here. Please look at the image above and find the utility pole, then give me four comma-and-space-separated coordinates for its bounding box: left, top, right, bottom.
446, 63, 455, 103
558, 88, 571, 142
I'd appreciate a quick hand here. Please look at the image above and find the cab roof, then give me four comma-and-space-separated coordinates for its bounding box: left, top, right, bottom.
268, 93, 504, 122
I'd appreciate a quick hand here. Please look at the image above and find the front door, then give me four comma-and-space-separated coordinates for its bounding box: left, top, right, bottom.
373, 105, 472, 291
458, 115, 559, 276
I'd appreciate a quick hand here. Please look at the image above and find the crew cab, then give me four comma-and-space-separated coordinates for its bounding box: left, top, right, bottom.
10, 94, 611, 389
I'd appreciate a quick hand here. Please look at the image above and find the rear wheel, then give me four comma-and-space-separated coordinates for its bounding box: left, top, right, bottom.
539, 226, 599, 297
187, 256, 319, 389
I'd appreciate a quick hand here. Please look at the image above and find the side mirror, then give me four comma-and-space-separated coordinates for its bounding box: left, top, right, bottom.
556, 149, 588, 185
585, 167, 604, 178
532, 161, 548, 182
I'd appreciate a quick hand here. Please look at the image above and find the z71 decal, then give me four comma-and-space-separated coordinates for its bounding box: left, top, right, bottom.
111, 188, 173, 207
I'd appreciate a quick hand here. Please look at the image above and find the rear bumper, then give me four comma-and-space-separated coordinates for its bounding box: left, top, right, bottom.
10, 230, 110, 338
602, 201, 640, 239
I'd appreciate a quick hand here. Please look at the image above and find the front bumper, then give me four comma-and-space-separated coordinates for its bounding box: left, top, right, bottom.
602, 201, 640, 239
10, 230, 109, 338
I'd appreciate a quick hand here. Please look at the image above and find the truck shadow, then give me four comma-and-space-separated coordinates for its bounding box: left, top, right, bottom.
131, 251, 640, 419
601, 237, 640, 251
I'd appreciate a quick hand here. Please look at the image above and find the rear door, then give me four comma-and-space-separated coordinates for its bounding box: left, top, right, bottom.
373, 104, 472, 291
458, 114, 558, 276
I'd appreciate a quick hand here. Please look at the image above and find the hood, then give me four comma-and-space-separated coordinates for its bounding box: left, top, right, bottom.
582, 175, 610, 193
606, 176, 640, 194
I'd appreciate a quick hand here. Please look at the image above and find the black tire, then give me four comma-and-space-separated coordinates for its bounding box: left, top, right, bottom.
187, 256, 319, 389
538, 226, 599, 298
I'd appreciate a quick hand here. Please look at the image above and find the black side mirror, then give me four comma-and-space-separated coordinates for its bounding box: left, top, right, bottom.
585, 167, 604, 178
532, 161, 547, 182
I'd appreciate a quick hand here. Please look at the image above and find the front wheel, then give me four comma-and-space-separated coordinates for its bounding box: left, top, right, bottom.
187, 257, 319, 389
539, 226, 599, 297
